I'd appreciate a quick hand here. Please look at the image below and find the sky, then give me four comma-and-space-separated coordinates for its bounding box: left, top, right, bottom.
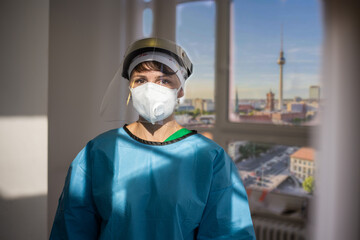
174, 0, 323, 100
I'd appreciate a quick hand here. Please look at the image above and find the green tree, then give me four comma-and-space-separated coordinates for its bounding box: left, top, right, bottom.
190, 109, 201, 119
303, 176, 315, 194
238, 142, 271, 161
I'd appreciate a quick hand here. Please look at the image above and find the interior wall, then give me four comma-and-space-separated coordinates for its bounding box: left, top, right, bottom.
47, 0, 181, 234
0, 0, 49, 239
47, 0, 145, 235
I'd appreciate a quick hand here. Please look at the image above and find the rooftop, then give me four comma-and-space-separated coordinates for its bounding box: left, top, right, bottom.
290, 147, 315, 161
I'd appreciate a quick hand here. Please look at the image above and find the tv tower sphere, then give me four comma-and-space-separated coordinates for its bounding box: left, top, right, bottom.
277, 54, 286, 65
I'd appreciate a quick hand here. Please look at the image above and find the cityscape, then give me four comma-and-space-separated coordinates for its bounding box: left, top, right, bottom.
175, 0, 322, 127
175, 37, 321, 127
228, 142, 315, 197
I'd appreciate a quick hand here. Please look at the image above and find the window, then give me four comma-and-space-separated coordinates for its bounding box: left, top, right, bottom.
142, 8, 153, 37
175, 2, 321, 237
175, 1, 216, 127
229, 0, 323, 126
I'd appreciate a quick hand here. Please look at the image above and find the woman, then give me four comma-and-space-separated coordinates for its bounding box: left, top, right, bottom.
50, 38, 256, 239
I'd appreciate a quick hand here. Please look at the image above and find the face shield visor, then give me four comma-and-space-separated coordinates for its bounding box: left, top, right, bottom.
100, 37, 193, 127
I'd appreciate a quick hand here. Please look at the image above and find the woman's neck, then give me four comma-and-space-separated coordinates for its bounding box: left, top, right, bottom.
126, 116, 183, 142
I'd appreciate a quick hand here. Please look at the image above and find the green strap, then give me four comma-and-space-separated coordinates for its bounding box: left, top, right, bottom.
164, 128, 192, 142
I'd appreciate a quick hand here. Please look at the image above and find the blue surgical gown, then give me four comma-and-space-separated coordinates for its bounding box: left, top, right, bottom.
50, 125, 256, 240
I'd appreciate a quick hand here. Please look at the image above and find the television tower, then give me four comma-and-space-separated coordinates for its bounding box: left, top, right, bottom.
277, 25, 286, 111
235, 87, 239, 113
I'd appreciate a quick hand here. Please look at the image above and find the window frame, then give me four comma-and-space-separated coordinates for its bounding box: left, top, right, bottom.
176, 0, 314, 150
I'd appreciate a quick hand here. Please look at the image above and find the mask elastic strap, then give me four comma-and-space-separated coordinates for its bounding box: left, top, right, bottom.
176, 82, 184, 103
126, 80, 135, 106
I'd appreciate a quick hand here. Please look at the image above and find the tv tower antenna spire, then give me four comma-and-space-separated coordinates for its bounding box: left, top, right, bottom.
277, 24, 286, 111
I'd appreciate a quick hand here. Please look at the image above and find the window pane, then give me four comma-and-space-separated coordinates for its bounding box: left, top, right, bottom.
175, 1, 215, 127
143, 8, 153, 37
229, 0, 323, 126
228, 141, 316, 196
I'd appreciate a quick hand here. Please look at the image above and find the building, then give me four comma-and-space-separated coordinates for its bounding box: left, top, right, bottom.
238, 104, 254, 114
287, 102, 306, 113
204, 99, 215, 112
239, 114, 272, 123
235, 88, 239, 113
294, 96, 302, 102
265, 90, 275, 111
177, 105, 195, 112
277, 28, 286, 110
272, 111, 306, 123
309, 85, 321, 101
290, 147, 315, 181
193, 98, 204, 113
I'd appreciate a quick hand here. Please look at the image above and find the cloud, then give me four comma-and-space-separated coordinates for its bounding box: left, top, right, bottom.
287, 46, 322, 56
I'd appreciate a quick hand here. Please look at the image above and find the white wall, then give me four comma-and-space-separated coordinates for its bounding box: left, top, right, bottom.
47, 0, 141, 235
0, 0, 49, 239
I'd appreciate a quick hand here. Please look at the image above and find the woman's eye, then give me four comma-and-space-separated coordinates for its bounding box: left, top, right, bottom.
135, 79, 145, 84
160, 79, 170, 85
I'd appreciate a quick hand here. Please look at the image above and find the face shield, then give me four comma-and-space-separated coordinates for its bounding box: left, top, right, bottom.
100, 37, 193, 126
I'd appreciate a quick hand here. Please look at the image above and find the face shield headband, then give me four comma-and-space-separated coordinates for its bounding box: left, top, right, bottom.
127, 51, 187, 88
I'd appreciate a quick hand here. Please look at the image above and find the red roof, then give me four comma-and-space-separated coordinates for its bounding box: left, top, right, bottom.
290, 147, 315, 161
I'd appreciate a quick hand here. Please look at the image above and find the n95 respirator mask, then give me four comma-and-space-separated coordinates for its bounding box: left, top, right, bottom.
130, 82, 180, 125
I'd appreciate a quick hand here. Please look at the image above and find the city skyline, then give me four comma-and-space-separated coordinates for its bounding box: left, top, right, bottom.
176, 0, 323, 100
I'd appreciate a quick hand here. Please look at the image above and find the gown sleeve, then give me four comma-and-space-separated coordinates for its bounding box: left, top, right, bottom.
197, 148, 256, 240
50, 142, 100, 240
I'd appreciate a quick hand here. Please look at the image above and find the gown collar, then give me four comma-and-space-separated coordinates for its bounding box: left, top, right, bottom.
122, 124, 197, 146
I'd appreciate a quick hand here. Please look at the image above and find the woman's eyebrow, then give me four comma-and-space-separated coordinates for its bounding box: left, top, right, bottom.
156, 74, 174, 79
132, 75, 147, 78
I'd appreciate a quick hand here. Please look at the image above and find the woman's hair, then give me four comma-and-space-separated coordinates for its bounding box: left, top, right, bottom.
131, 61, 177, 77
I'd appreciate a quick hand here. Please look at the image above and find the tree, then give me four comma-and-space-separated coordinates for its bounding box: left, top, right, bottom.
238, 142, 271, 161
190, 109, 201, 119
303, 176, 315, 194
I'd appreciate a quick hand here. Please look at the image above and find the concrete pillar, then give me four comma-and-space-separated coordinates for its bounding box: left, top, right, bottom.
312, 0, 360, 239
152, 0, 177, 41
214, 0, 231, 149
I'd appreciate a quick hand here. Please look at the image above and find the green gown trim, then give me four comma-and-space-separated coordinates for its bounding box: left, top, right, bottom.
164, 128, 192, 142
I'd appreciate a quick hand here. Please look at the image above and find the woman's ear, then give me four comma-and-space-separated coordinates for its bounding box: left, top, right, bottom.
177, 87, 184, 98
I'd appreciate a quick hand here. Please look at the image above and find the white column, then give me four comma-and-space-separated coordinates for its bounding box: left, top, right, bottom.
213, 0, 231, 149
152, 0, 177, 41
312, 0, 360, 239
